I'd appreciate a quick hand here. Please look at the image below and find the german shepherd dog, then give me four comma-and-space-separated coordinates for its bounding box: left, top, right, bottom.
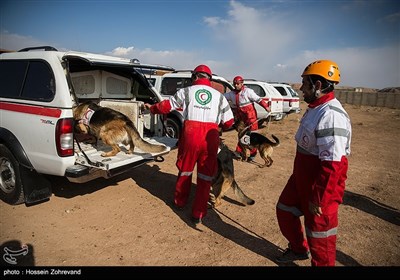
73, 101, 167, 157
209, 141, 255, 208
236, 120, 280, 168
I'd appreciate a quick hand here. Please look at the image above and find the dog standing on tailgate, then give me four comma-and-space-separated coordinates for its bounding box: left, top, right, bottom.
73, 101, 167, 157
236, 120, 280, 168
209, 141, 255, 208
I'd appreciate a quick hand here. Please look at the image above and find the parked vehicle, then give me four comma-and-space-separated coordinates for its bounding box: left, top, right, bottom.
0, 46, 176, 205
146, 70, 234, 138
269, 82, 300, 115
243, 79, 284, 122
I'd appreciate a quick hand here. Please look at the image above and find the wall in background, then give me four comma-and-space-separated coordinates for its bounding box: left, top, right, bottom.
335, 90, 400, 109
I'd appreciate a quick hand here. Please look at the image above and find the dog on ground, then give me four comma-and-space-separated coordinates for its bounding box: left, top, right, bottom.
73, 101, 167, 157
236, 120, 280, 168
209, 141, 255, 208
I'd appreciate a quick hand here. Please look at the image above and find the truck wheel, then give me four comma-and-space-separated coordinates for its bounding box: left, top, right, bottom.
0, 144, 24, 205
166, 118, 181, 139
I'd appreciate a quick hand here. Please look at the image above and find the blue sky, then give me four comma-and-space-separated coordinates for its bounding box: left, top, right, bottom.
1, 0, 399, 89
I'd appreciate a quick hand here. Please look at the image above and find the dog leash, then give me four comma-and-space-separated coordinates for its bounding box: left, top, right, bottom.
242, 114, 272, 132
264, 113, 272, 132
74, 136, 106, 168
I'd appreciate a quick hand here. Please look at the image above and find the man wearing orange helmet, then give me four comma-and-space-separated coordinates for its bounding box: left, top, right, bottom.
275, 60, 352, 266
145, 65, 234, 226
224, 76, 270, 161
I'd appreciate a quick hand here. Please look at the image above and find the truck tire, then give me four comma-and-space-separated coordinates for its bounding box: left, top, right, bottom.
0, 144, 25, 205
166, 118, 181, 139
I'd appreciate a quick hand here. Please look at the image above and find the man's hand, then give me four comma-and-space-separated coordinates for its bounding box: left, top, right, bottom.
259, 99, 271, 113
142, 103, 152, 110
309, 202, 322, 217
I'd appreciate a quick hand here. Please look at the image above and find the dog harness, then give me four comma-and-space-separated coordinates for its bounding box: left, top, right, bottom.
79, 108, 95, 125
239, 131, 251, 146
225, 86, 269, 157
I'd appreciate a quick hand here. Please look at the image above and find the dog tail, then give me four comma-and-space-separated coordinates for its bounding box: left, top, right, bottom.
126, 124, 168, 154
271, 134, 280, 147
232, 180, 255, 205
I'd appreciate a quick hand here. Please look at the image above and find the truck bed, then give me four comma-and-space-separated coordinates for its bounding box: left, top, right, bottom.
66, 136, 177, 183
74, 136, 176, 170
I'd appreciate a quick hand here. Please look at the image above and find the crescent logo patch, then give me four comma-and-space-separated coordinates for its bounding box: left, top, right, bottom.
195, 89, 212, 105
320, 150, 331, 157
302, 135, 309, 146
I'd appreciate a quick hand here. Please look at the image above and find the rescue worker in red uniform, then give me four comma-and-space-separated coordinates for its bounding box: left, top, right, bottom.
224, 76, 270, 161
145, 65, 234, 225
275, 60, 352, 266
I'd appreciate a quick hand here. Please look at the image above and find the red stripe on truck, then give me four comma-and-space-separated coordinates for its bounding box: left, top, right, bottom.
0, 101, 62, 118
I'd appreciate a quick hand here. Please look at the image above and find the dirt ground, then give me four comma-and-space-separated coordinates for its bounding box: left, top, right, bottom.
1, 101, 399, 268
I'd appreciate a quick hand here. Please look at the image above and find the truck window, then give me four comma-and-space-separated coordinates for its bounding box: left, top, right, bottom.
22, 61, 55, 101
0, 60, 55, 101
0, 60, 27, 98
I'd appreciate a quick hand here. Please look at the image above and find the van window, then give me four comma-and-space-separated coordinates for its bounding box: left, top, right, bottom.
132, 79, 156, 103
161, 78, 192, 96
288, 87, 299, 97
274, 86, 287, 96
0, 60, 55, 101
244, 84, 266, 97
160, 76, 232, 96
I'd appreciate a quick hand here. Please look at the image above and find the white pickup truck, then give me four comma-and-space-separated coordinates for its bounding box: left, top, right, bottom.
0, 46, 176, 205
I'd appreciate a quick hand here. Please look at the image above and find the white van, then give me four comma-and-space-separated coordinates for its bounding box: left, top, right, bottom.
269, 82, 301, 115
243, 79, 284, 122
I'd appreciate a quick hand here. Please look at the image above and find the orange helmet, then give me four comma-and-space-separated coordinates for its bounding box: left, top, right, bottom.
193, 64, 212, 78
233, 76, 244, 83
302, 60, 340, 84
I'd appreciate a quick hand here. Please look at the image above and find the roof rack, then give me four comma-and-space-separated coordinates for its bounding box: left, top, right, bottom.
268, 81, 289, 85
18, 46, 58, 52
172, 70, 193, 73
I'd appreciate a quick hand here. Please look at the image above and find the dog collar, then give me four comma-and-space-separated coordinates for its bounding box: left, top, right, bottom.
80, 108, 95, 125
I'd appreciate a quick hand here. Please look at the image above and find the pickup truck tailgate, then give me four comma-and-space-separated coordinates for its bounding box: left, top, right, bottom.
66, 137, 177, 183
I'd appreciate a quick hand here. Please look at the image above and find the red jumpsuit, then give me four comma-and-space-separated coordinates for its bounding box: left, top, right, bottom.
276, 92, 352, 266
150, 78, 234, 220
224, 86, 270, 157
